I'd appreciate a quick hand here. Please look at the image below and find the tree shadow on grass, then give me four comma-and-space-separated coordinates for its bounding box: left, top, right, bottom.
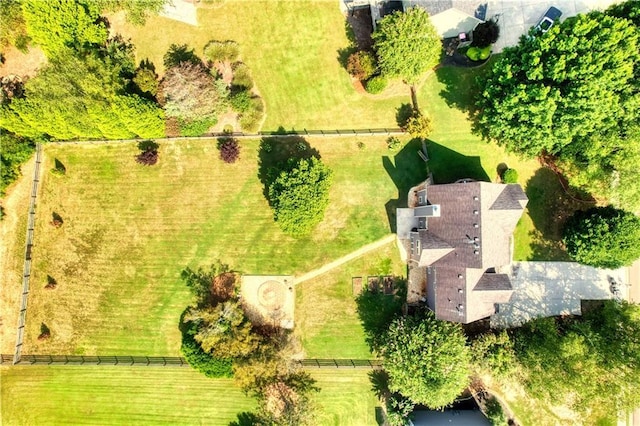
426, 141, 490, 184
229, 412, 261, 426
355, 278, 406, 353
257, 135, 320, 203
523, 167, 595, 260
337, 20, 358, 70
395, 103, 413, 128
383, 138, 429, 232
435, 60, 491, 114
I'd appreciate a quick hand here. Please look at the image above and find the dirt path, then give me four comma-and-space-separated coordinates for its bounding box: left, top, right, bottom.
293, 234, 396, 285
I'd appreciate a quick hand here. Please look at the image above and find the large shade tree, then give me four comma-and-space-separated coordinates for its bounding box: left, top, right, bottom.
372, 7, 441, 84
562, 206, 640, 268
513, 301, 640, 418
22, 0, 108, 57
0, 52, 164, 140
267, 157, 333, 237
476, 9, 640, 210
381, 310, 471, 409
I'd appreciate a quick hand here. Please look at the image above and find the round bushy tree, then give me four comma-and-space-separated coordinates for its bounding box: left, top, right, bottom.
372, 7, 441, 83
502, 168, 518, 183
381, 310, 471, 409
346, 50, 377, 80
365, 75, 387, 94
218, 138, 240, 163
404, 110, 433, 140
472, 18, 500, 48
267, 157, 332, 236
563, 206, 640, 268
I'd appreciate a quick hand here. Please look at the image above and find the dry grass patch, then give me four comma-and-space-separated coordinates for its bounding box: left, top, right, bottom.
16, 136, 411, 356
295, 243, 404, 359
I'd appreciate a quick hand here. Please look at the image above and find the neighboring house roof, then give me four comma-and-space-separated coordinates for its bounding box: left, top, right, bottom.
398, 180, 528, 323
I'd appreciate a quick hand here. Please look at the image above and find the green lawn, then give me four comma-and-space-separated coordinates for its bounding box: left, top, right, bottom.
0, 365, 256, 425
296, 243, 404, 359
0, 366, 381, 426
309, 369, 381, 426
108, 2, 408, 131
22, 136, 416, 356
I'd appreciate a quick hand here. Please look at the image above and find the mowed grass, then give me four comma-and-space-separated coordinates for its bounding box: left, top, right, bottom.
107, 2, 407, 131
0, 366, 380, 426
296, 243, 405, 359
23, 136, 412, 356
0, 366, 255, 425
309, 369, 380, 426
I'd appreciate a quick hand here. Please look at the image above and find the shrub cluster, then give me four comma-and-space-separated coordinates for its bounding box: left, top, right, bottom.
501, 168, 518, 183
404, 110, 433, 139
203, 40, 240, 63
365, 75, 387, 94
218, 138, 240, 163
347, 50, 377, 80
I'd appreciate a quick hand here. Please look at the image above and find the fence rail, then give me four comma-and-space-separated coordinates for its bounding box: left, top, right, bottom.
2, 354, 382, 369
14, 144, 43, 365
49, 128, 404, 145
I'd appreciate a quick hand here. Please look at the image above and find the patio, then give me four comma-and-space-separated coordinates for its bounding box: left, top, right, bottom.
491, 261, 628, 328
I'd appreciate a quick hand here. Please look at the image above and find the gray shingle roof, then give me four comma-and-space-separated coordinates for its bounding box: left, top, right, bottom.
401, 180, 527, 323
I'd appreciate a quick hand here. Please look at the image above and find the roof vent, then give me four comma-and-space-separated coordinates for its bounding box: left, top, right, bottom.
473, 210, 479, 215
473, 196, 479, 201
457, 304, 464, 310
458, 274, 463, 279
473, 223, 479, 228
474, 237, 479, 242
458, 289, 463, 294
474, 250, 479, 255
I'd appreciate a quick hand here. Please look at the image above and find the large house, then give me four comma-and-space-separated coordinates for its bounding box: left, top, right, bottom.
397, 179, 528, 323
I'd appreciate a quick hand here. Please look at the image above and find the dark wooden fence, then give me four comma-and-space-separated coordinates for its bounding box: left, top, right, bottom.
49, 128, 404, 145
13, 144, 43, 365
2, 354, 382, 369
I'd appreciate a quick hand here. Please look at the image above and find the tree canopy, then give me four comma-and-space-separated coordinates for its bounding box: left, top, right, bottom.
512, 301, 640, 418
22, 0, 108, 57
476, 10, 640, 210
94, 0, 167, 25
381, 310, 471, 409
161, 61, 228, 122
372, 7, 441, 83
562, 206, 640, 268
267, 157, 333, 236
0, 52, 164, 140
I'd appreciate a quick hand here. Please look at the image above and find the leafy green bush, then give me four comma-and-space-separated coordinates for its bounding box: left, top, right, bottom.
472, 19, 500, 48
229, 89, 252, 113
385, 393, 415, 426
386, 136, 401, 151
466, 46, 491, 61
562, 206, 640, 268
181, 324, 233, 378
231, 62, 253, 90
404, 111, 433, 139
346, 50, 377, 80
203, 40, 240, 63
0, 132, 35, 195
267, 157, 333, 236
179, 118, 217, 137
502, 168, 518, 183
238, 97, 265, 133
485, 397, 507, 426
133, 67, 159, 95
365, 75, 387, 94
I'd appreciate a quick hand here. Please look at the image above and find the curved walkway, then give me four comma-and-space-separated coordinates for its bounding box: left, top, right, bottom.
293, 234, 396, 285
